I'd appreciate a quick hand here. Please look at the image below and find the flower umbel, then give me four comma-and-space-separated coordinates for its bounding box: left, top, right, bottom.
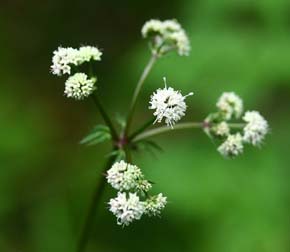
243, 111, 269, 146
142, 19, 190, 56
145, 193, 167, 216
78, 46, 102, 63
64, 73, 96, 100
218, 133, 244, 158
51, 47, 80, 76
106, 160, 143, 191
107, 160, 166, 226
149, 78, 193, 127
216, 92, 243, 120
212, 121, 230, 137
108, 192, 145, 226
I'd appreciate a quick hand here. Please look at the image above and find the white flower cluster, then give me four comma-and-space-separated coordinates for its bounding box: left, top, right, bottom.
142, 19, 190, 56
107, 161, 167, 226
51, 46, 102, 76
243, 111, 269, 146
109, 192, 145, 226
149, 78, 193, 127
218, 133, 244, 157
106, 160, 148, 191
64, 73, 96, 100
145, 193, 167, 216
216, 92, 243, 120
51, 45, 102, 100
206, 92, 269, 158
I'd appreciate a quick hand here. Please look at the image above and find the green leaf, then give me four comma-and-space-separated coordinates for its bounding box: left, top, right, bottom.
80, 124, 111, 146
106, 149, 126, 161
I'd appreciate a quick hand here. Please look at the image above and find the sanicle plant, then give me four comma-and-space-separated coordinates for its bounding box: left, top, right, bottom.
51, 19, 269, 251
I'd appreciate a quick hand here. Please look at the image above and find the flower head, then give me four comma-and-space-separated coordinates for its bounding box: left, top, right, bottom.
51, 46, 102, 76
218, 133, 243, 158
64, 73, 96, 100
108, 192, 145, 226
141, 19, 164, 37
145, 193, 167, 217
216, 92, 243, 120
141, 19, 190, 56
213, 122, 230, 137
106, 161, 143, 191
149, 78, 193, 127
51, 47, 79, 76
243, 111, 269, 146
78, 46, 102, 63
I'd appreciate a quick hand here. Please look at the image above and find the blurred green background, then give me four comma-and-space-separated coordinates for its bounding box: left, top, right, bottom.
1, 0, 290, 251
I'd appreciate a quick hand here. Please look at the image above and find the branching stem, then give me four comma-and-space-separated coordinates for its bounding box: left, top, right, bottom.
133, 122, 245, 142
124, 53, 158, 137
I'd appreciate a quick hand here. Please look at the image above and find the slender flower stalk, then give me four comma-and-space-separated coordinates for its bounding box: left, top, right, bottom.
91, 93, 118, 141
124, 53, 158, 137
133, 122, 203, 142
133, 122, 245, 142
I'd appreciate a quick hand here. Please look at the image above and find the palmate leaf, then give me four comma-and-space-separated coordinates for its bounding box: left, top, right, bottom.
80, 124, 111, 146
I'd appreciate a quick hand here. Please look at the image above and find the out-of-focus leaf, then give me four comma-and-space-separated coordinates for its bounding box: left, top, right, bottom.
115, 113, 126, 130
80, 125, 111, 146
134, 140, 163, 158
106, 149, 126, 161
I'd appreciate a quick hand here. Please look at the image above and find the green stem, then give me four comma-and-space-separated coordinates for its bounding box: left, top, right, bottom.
124, 53, 158, 137
133, 122, 203, 142
133, 122, 246, 142
76, 154, 116, 252
228, 123, 245, 128
128, 118, 155, 141
91, 93, 118, 141
124, 147, 132, 163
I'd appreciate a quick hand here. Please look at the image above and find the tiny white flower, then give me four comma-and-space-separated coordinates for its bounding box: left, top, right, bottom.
162, 20, 182, 32
64, 73, 96, 100
141, 19, 164, 38
51, 47, 79, 76
141, 19, 190, 56
168, 30, 191, 56
145, 193, 167, 216
218, 133, 243, 157
106, 160, 143, 191
213, 122, 230, 137
243, 111, 269, 146
149, 78, 193, 127
78, 46, 102, 63
108, 192, 145, 226
216, 92, 243, 120
136, 179, 152, 192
